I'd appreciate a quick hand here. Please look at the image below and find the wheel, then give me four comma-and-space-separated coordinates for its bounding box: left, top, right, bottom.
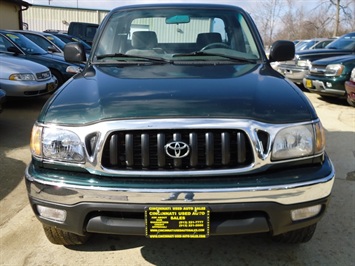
272, 223, 317, 244
200, 42, 230, 51
49, 69, 64, 87
43, 224, 90, 245
347, 97, 355, 107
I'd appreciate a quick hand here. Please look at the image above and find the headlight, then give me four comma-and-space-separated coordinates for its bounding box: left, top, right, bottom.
9, 73, 36, 81
325, 64, 344, 77
297, 59, 311, 68
350, 68, 355, 82
272, 122, 325, 161
30, 125, 85, 163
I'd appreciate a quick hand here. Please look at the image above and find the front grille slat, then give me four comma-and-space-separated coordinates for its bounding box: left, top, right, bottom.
109, 134, 118, 165
237, 132, 246, 163
205, 132, 214, 166
189, 133, 198, 167
141, 134, 150, 167
102, 129, 255, 171
157, 133, 166, 168
221, 132, 230, 165
125, 134, 134, 166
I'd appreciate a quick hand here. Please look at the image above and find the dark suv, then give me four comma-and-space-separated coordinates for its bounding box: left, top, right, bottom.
25, 4, 334, 245
303, 55, 355, 100
277, 32, 355, 84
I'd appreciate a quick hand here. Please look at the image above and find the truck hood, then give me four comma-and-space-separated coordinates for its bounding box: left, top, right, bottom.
40, 63, 316, 125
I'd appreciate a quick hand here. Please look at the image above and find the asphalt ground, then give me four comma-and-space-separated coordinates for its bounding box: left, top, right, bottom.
0, 91, 354, 266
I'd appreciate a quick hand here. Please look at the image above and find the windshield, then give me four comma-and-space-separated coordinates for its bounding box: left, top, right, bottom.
3, 32, 47, 55
93, 6, 261, 63
326, 33, 355, 50
44, 34, 67, 50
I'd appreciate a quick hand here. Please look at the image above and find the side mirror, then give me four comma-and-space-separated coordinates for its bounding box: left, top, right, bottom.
48, 45, 60, 53
64, 42, 86, 63
268, 40, 295, 62
7, 46, 21, 54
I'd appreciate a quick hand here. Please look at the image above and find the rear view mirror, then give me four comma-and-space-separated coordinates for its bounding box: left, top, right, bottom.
7, 46, 21, 54
166, 15, 190, 24
48, 45, 59, 53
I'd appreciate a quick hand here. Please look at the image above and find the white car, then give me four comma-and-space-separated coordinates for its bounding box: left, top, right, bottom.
0, 54, 57, 97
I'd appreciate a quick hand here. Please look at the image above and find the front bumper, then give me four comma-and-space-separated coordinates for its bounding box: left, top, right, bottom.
0, 78, 57, 97
303, 77, 346, 97
25, 155, 335, 237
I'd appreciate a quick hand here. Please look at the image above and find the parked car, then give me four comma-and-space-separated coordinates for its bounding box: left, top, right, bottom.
26, 3, 334, 246
0, 54, 57, 96
309, 38, 336, 49
0, 30, 83, 86
0, 89, 6, 113
295, 38, 327, 51
277, 32, 355, 84
50, 33, 91, 55
345, 67, 355, 106
303, 54, 355, 99
67, 22, 99, 45
10, 30, 65, 55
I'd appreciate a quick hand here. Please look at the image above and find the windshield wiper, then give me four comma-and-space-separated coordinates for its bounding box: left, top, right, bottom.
95, 53, 170, 63
173, 51, 257, 63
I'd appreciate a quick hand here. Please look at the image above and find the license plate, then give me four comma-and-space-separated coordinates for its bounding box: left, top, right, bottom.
305, 79, 312, 88
47, 82, 56, 92
145, 206, 210, 238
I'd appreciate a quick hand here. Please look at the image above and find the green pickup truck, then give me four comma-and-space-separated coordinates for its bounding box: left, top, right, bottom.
25, 3, 334, 245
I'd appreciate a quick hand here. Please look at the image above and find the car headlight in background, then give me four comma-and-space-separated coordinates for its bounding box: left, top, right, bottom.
325, 64, 344, 77
9, 73, 36, 81
30, 125, 85, 163
272, 122, 325, 161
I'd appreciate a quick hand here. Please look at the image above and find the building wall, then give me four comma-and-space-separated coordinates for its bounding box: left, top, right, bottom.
22, 5, 109, 32
0, 0, 21, 29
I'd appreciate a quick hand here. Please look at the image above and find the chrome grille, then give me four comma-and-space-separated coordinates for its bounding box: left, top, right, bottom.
36, 71, 51, 80
310, 65, 326, 76
101, 129, 254, 170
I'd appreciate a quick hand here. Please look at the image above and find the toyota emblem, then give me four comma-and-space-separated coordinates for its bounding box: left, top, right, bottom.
164, 141, 190, 159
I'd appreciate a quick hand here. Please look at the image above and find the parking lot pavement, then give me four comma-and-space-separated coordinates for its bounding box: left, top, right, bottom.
0, 92, 354, 265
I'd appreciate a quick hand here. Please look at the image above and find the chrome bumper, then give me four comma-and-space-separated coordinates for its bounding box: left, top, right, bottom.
25, 159, 335, 236
25, 164, 335, 206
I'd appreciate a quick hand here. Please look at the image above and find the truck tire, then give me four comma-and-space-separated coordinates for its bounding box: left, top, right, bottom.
272, 223, 317, 244
43, 224, 90, 245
